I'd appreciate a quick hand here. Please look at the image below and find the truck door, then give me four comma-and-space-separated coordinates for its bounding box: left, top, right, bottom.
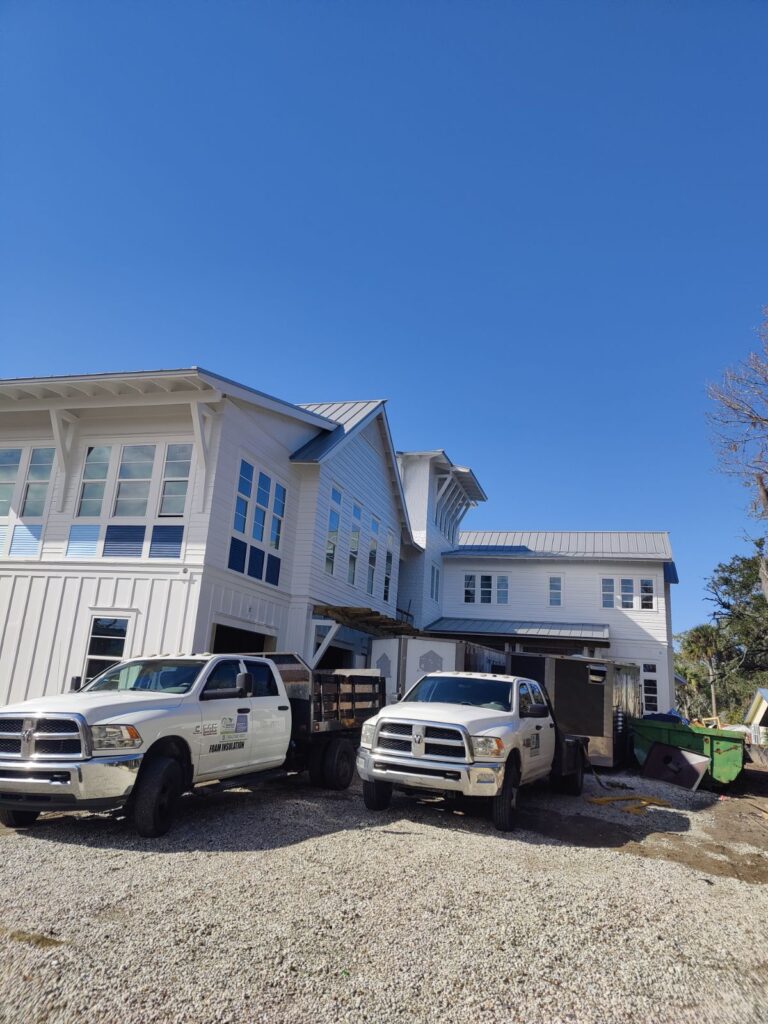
529, 680, 556, 776
244, 659, 291, 768
517, 680, 547, 783
197, 659, 256, 778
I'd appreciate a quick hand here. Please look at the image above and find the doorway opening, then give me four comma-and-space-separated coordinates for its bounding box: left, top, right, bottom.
211, 624, 275, 654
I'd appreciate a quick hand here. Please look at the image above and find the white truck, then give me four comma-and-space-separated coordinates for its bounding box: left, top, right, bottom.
0, 653, 383, 837
356, 671, 586, 831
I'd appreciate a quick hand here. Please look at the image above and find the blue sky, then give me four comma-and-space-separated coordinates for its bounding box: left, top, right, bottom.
1, 1, 766, 632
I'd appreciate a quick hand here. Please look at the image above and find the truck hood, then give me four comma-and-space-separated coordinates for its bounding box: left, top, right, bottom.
0, 691, 185, 725
381, 701, 514, 734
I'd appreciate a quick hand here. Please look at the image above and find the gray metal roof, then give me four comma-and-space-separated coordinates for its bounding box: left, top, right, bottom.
291, 400, 384, 463
425, 617, 610, 641
454, 531, 673, 560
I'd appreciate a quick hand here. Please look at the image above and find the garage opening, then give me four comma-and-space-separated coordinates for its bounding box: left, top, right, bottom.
211, 624, 274, 654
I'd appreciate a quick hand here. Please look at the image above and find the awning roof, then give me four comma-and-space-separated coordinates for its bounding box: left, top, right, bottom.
314, 605, 421, 638
425, 617, 610, 643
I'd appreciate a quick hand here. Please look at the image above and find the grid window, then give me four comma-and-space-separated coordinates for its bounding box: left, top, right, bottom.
238, 460, 253, 497
326, 488, 342, 575
77, 446, 112, 517
352, 503, 362, 521
620, 578, 634, 609
383, 532, 394, 603
85, 617, 128, 681
643, 677, 659, 713
252, 506, 266, 542
497, 575, 508, 604
0, 449, 22, 517
348, 525, 360, 585
21, 447, 55, 517
234, 496, 248, 533
233, 460, 253, 532
367, 518, 379, 595
464, 574, 476, 604
549, 576, 562, 607
270, 483, 286, 551
114, 445, 156, 517
601, 578, 614, 609
480, 575, 492, 604
640, 578, 654, 610
257, 473, 271, 508
159, 443, 192, 517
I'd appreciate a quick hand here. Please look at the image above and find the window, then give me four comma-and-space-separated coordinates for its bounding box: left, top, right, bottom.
601, 578, 615, 609
620, 578, 634, 609
228, 536, 247, 573
244, 661, 279, 697
430, 564, 441, 601
348, 521, 360, 585
270, 483, 286, 550
640, 578, 654, 610
77, 446, 112, 517
103, 525, 145, 558
643, 665, 659, 713
518, 681, 534, 714
149, 525, 183, 558
229, 458, 286, 586
201, 660, 241, 695
325, 487, 341, 575
159, 444, 192, 516
383, 532, 394, 602
20, 448, 55, 517
367, 518, 379, 595
114, 445, 156, 517
233, 459, 252, 533
257, 472, 271, 508
0, 449, 22, 516
549, 576, 562, 607
464, 574, 476, 603
85, 617, 128, 681
480, 575, 492, 604
496, 576, 508, 604
529, 682, 547, 706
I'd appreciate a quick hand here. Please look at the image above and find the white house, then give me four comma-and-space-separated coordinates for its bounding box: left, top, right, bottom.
0, 368, 678, 713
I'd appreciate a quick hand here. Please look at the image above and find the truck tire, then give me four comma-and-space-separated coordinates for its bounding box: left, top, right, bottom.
132, 755, 183, 838
362, 779, 392, 811
559, 752, 584, 796
492, 756, 520, 832
0, 808, 40, 828
322, 737, 356, 790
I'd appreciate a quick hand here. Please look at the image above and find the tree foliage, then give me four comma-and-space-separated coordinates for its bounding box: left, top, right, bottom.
675, 545, 768, 721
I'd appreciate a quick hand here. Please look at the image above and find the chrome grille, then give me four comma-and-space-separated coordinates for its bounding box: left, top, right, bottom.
0, 714, 87, 761
375, 719, 469, 762
378, 737, 411, 753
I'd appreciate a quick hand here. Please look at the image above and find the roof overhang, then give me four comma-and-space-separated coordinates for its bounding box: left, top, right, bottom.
314, 605, 421, 638
425, 617, 610, 645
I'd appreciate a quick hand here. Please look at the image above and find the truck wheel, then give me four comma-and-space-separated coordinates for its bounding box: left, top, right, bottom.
492, 756, 520, 832
132, 756, 183, 838
559, 752, 584, 796
0, 808, 40, 828
323, 737, 356, 790
362, 779, 392, 811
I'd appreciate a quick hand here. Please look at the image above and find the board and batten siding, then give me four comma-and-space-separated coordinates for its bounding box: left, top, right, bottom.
0, 567, 202, 704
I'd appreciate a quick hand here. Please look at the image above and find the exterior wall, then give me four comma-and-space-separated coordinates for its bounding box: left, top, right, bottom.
441, 557, 673, 709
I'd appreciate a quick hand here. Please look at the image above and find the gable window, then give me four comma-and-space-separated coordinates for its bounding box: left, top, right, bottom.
367, 518, 379, 595
270, 483, 286, 550
549, 576, 562, 607
480, 575, 492, 604
77, 446, 112, 517
497, 575, 508, 604
0, 449, 22, 516
229, 458, 286, 587
114, 445, 156, 517
159, 444, 192, 517
601, 578, 614, 609
233, 460, 252, 533
85, 617, 128, 681
640, 578, 655, 610
325, 487, 341, 575
464, 574, 476, 603
383, 532, 394, 603
620, 578, 634, 609
20, 447, 55, 517
348, 509, 361, 585
430, 564, 441, 601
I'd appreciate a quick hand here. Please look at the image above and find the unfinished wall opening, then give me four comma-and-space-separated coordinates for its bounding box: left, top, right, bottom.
211, 623, 274, 655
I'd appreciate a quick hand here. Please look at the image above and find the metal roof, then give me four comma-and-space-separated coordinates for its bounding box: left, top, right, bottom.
292, 400, 384, 462
453, 531, 673, 560
425, 617, 610, 641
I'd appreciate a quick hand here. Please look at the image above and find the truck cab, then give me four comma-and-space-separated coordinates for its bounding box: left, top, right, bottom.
356, 671, 585, 831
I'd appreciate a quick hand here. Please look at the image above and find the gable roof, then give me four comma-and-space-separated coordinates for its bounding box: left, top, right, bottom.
454, 531, 673, 559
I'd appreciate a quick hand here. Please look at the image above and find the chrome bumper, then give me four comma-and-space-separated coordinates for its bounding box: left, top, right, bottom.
0, 753, 144, 812
356, 747, 504, 797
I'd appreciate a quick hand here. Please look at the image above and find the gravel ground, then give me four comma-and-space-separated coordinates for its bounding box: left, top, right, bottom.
1, 770, 767, 1024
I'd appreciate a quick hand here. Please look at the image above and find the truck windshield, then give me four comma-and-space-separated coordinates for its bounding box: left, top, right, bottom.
83, 660, 206, 694
405, 676, 513, 713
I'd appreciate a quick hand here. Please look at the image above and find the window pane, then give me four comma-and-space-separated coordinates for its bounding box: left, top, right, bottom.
270, 515, 281, 550
233, 496, 248, 533
238, 460, 253, 497
331, 486, 342, 505
114, 481, 150, 517
83, 446, 111, 480
21, 483, 48, 517
274, 484, 286, 517
118, 445, 155, 479
252, 506, 266, 542
0, 449, 22, 482
77, 481, 106, 517
480, 575, 492, 603
0, 482, 14, 516
165, 444, 192, 479
257, 473, 271, 507
353, 504, 362, 520
464, 574, 476, 603
160, 480, 188, 516
27, 448, 55, 481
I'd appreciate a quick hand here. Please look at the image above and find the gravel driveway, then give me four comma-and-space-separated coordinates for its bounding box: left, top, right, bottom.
1, 770, 766, 1024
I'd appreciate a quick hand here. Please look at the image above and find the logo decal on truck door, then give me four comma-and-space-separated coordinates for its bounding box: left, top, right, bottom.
523, 734, 540, 755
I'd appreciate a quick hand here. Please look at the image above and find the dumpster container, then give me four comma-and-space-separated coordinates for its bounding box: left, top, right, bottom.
631, 718, 745, 785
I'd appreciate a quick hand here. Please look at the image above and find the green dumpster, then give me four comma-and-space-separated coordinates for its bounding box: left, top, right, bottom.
631, 718, 745, 785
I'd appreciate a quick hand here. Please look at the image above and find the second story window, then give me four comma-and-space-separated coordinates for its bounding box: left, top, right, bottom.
464, 574, 476, 603
159, 444, 192, 517
233, 459, 252, 533
430, 564, 440, 601
77, 446, 112, 517
114, 445, 156, 517
325, 487, 341, 575
549, 576, 562, 607
497, 575, 508, 604
480, 575, 492, 604
383, 532, 394, 602
0, 449, 22, 516
640, 578, 655, 609
620, 578, 634, 609
270, 483, 286, 550
21, 448, 55, 517
348, 508, 361, 585
601, 578, 615, 609
367, 518, 379, 595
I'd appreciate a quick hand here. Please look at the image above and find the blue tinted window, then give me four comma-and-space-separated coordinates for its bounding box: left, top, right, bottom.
257, 473, 271, 507
265, 554, 280, 586
228, 537, 247, 573
238, 460, 253, 497
149, 525, 184, 558
248, 546, 265, 579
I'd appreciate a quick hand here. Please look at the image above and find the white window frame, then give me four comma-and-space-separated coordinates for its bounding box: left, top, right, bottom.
496, 575, 508, 605
82, 609, 137, 682
228, 451, 289, 579
464, 574, 476, 604
549, 575, 563, 608
0, 444, 58, 558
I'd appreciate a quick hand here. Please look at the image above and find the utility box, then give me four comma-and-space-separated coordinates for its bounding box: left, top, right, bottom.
506, 652, 641, 767
370, 636, 505, 704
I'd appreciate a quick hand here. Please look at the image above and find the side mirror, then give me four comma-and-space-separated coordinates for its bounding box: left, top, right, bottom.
236, 672, 253, 696
70, 676, 82, 692
521, 702, 549, 719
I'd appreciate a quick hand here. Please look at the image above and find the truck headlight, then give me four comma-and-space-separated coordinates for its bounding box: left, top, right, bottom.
360, 720, 377, 748
470, 735, 505, 758
91, 725, 142, 750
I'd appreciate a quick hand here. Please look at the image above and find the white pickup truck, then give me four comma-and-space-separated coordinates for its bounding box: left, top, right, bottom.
356, 671, 586, 830
0, 653, 383, 837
